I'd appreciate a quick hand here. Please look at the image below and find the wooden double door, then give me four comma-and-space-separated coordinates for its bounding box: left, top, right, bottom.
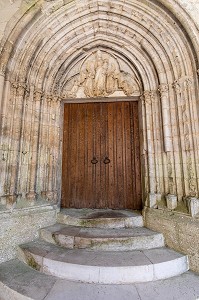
61, 101, 142, 210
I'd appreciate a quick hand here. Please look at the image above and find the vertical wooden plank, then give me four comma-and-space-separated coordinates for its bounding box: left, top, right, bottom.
101, 103, 108, 208
77, 104, 86, 207
116, 102, 124, 208
85, 103, 94, 208
61, 105, 69, 208
107, 102, 115, 208
88, 102, 110, 209
130, 102, 137, 209
121, 102, 127, 208
112, 102, 118, 208
68, 104, 77, 207
124, 102, 133, 209
94, 103, 102, 208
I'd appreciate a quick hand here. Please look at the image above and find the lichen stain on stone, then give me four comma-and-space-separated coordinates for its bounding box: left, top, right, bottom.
27, 256, 40, 271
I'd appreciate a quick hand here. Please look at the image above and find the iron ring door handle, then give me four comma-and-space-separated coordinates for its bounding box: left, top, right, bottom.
103, 157, 111, 164
91, 157, 98, 164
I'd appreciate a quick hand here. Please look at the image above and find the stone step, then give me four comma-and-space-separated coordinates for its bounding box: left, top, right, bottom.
40, 223, 165, 251
57, 209, 143, 228
1, 260, 199, 300
18, 240, 188, 284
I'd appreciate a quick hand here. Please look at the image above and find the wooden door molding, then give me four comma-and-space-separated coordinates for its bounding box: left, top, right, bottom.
62, 96, 140, 104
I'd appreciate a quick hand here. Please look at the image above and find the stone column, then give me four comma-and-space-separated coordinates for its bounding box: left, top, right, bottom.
38, 94, 51, 200
4, 82, 26, 208
43, 95, 61, 203
142, 91, 156, 205
158, 84, 172, 152
173, 77, 197, 198
39, 94, 56, 202
0, 71, 5, 107
185, 77, 198, 197
26, 89, 43, 203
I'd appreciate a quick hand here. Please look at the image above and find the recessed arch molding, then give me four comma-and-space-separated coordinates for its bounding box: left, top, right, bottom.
0, 0, 199, 213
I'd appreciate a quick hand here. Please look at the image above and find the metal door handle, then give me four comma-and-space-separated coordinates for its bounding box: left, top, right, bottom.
103, 157, 111, 164
91, 157, 98, 164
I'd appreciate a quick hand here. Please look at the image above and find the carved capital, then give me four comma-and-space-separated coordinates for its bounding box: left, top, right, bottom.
142, 90, 155, 105
33, 89, 43, 101
185, 77, 193, 90
173, 77, 192, 94
18, 83, 27, 97
173, 80, 182, 94
53, 95, 61, 103
143, 91, 151, 104
46, 94, 53, 103
12, 82, 27, 97
0, 64, 6, 75
158, 84, 169, 97
0, 64, 6, 76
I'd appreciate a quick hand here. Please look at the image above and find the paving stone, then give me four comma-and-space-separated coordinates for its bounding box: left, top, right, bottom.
0, 260, 57, 300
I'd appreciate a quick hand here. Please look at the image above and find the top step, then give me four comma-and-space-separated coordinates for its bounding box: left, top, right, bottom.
57, 209, 143, 228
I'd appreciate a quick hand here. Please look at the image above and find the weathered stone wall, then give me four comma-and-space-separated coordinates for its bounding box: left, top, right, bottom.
0, 0, 22, 41
177, 0, 199, 27
143, 207, 199, 273
0, 205, 57, 263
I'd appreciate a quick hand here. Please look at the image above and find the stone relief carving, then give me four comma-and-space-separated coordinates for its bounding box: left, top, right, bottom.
167, 153, 174, 194
158, 83, 172, 152
187, 154, 196, 197
62, 50, 141, 98
173, 77, 194, 151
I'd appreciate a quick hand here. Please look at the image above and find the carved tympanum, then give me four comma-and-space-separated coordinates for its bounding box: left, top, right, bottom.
62, 50, 140, 98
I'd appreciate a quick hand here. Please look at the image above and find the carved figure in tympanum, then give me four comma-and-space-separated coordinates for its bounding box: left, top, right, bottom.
63, 50, 140, 98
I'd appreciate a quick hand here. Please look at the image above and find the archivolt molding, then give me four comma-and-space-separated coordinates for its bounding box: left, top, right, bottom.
0, 0, 199, 212
0, 0, 197, 86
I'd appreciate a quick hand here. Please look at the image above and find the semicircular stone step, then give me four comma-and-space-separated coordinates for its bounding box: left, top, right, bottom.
57, 209, 143, 228
40, 224, 165, 251
18, 240, 189, 284
1, 259, 199, 300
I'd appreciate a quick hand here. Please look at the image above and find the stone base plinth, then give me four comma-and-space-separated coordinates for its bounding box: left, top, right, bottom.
0, 205, 57, 263
143, 207, 199, 273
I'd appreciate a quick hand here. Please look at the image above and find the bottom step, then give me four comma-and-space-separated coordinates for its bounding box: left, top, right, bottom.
0, 260, 199, 300
18, 240, 189, 284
